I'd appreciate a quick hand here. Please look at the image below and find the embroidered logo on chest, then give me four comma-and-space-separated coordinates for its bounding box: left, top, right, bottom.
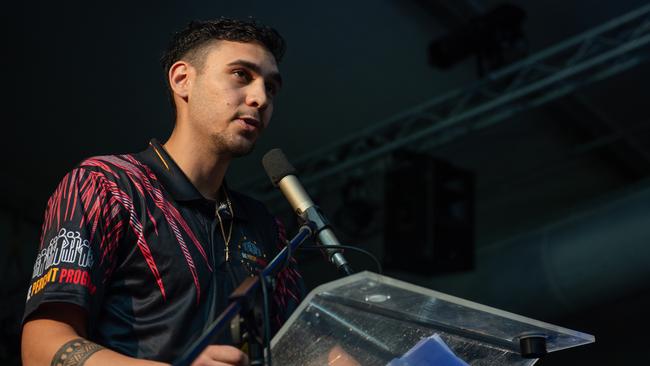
238, 236, 268, 275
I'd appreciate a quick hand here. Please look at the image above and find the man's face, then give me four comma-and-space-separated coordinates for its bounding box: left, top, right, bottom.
186, 40, 281, 157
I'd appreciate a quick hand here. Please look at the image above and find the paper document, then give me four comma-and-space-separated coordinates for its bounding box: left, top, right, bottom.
386, 334, 469, 366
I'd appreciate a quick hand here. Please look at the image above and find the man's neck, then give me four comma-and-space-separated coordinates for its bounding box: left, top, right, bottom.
163, 131, 231, 201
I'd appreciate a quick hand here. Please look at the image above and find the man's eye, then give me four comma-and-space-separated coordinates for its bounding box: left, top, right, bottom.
233, 70, 251, 81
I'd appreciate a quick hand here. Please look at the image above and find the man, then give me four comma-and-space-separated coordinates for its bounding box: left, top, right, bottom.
21, 18, 302, 366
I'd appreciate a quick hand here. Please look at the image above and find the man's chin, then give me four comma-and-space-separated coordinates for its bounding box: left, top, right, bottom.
214, 133, 258, 157
227, 140, 256, 158
229, 146, 254, 158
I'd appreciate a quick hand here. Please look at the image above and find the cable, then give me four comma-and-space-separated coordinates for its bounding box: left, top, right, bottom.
282, 238, 292, 273
258, 274, 272, 366
257, 223, 313, 365
300, 245, 382, 275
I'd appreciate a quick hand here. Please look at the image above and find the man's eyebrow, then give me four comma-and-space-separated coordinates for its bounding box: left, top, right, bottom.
227, 59, 283, 87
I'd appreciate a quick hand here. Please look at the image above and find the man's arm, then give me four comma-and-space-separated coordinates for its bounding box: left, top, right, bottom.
21, 302, 167, 366
22, 303, 249, 366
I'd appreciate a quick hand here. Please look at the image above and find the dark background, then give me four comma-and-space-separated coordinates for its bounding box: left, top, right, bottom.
2, 0, 650, 364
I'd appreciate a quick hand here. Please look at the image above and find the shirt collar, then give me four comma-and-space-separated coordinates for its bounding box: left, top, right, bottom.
136, 138, 249, 221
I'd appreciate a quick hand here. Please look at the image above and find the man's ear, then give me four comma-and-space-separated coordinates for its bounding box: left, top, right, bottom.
169, 61, 192, 100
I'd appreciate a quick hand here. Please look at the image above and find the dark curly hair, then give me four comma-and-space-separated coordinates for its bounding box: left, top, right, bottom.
161, 17, 286, 109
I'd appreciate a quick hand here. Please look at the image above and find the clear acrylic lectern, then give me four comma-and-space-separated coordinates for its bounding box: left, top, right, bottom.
271, 271, 594, 365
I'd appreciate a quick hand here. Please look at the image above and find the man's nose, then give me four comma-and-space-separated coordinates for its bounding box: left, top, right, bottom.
245, 80, 270, 110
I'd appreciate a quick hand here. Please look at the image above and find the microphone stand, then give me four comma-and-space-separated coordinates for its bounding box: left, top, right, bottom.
173, 222, 316, 366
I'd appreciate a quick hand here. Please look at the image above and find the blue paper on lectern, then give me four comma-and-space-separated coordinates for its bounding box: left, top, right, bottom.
386, 334, 469, 366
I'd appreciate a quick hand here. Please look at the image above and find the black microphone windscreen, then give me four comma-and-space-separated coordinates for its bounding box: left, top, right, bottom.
262, 149, 297, 186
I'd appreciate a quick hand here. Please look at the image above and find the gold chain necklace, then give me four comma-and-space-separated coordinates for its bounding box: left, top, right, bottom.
215, 188, 234, 262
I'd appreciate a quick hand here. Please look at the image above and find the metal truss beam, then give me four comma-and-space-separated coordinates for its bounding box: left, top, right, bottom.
244, 4, 650, 200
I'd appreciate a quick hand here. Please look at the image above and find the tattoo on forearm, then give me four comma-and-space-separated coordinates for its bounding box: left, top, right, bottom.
51, 338, 104, 366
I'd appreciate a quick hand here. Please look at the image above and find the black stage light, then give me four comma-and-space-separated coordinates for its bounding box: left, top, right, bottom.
429, 3, 527, 75
384, 152, 474, 274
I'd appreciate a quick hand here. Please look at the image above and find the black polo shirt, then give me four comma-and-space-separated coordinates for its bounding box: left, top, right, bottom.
23, 139, 303, 363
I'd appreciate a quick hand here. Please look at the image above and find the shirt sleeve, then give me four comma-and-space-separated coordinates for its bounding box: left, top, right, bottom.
23, 166, 126, 323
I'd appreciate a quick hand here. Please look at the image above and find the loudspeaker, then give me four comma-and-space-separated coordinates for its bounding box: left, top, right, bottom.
384, 152, 474, 274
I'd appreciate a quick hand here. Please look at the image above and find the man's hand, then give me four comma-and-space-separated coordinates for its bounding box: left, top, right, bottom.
190, 345, 249, 366
328, 345, 361, 366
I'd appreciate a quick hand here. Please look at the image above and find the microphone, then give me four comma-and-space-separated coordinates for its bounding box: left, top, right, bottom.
262, 149, 354, 276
